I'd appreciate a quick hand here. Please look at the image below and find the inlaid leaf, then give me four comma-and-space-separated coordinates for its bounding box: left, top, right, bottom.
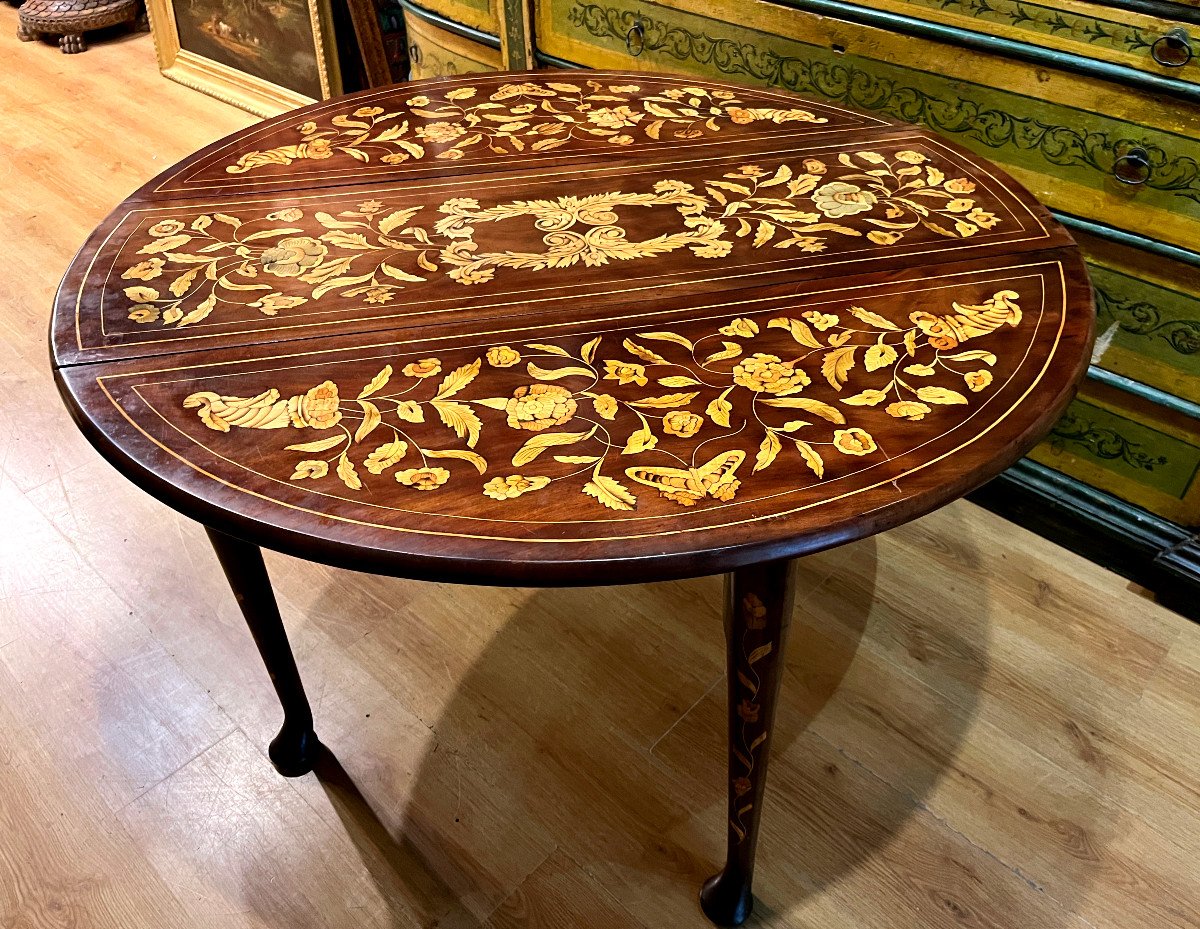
841, 389, 888, 406
767, 317, 821, 348
364, 439, 407, 473
473, 397, 510, 410
431, 400, 482, 447
177, 293, 217, 327
704, 341, 743, 364
527, 362, 594, 380
216, 274, 271, 292
395, 400, 424, 423
358, 365, 393, 399
822, 346, 857, 390
754, 431, 781, 473
747, 642, 774, 664
380, 263, 426, 283
312, 272, 375, 300
168, 267, 200, 297
623, 338, 670, 365
525, 342, 571, 356
628, 392, 699, 409
241, 227, 304, 241
138, 235, 192, 255
917, 386, 969, 405
583, 475, 637, 511
581, 336, 602, 364
942, 350, 997, 365
434, 358, 481, 400
623, 415, 657, 454
903, 363, 936, 376
512, 427, 596, 467
638, 331, 694, 350
285, 434, 347, 453
760, 396, 845, 424
658, 376, 703, 387
424, 448, 488, 474
213, 213, 241, 228
337, 454, 362, 491
354, 401, 382, 443
794, 440, 825, 478
706, 387, 734, 427
378, 207, 423, 236
315, 211, 363, 229
904, 329, 919, 356
849, 306, 900, 330
553, 455, 603, 464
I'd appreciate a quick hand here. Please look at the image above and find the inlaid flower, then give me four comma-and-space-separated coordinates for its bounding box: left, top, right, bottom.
353, 106, 384, 117
416, 122, 466, 143
505, 384, 577, 432
395, 467, 450, 490
148, 220, 185, 237
725, 107, 755, 124
733, 777, 753, 797
812, 182, 877, 218
802, 311, 838, 331
732, 354, 810, 395
946, 198, 975, 213
719, 317, 759, 337
405, 95, 430, 106
447, 265, 494, 284
249, 292, 308, 315
288, 381, 341, 430
609, 84, 641, 93
603, 360, 647, 387
491, 82, 554, 100
123, 286, 158, 303
954, 220, 979, 238
867, 231, 902, 246
122, 258, 164, 281
297, 121, 318, 135
607, 135, 635, 146
945, 178, 976, 194
363, 288, 394, 304
381, 153, 408, 164
967, 208, 999, 229
895, 150, 928, 164
663, 411, 703, 438
290, 460, 329, 480
742, 593, 766, 628
261, 237, 328, 277
358, 200, 384, 213
302, 138, 334, 160
482, 475, 551, 500
965, 370, 993, 392
832, 428, 878, 456
592, 394, 618, 420
662, 88, 685, 99
437, 149, 465, 161
402, 359, 442, 379
885, 401, 931, 421
802, 158, 827, 175
267, 208, 304, 222
587, 105, 641, 128
486, 345, 521, 368
737, 699, 760, 722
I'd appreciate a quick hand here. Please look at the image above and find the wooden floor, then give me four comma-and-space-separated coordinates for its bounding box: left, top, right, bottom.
3, 17, 1198, 929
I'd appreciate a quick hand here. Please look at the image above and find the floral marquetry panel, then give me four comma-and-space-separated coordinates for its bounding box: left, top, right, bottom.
53, 70, 1094, 583
55, 133, 1067, 365
132, 72, 903, 200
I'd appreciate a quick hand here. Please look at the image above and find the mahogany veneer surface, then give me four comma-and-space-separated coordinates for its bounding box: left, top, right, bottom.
51, 70, 1096, 584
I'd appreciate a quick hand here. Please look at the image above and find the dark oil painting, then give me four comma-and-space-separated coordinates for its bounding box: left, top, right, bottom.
174, 0, 325, 99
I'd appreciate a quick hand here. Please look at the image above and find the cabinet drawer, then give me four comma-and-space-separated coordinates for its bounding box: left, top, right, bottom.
537, 0, 1200, 251
412, 0, 499, 34
1029, 379, 1200, 525
1075, 229, 1200, 404
404, 7, 502, 79
781, 0, 1200, 91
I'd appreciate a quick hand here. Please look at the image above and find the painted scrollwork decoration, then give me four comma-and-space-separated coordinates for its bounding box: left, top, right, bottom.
181, 289, 1022, 511
119, 151, 999, 328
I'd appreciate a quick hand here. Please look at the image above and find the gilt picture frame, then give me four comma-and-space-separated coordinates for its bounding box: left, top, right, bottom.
145, 0, 342, 117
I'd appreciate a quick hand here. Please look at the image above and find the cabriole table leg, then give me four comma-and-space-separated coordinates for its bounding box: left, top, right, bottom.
205, 526, 321, 776
701, 558, 797, 926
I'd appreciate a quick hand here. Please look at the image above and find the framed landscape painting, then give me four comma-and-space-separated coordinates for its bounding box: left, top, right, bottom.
147, 0, 342, 117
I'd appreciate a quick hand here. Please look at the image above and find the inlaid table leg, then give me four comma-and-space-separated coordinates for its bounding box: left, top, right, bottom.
205, 526, 321, 776
701, 558, 797, 927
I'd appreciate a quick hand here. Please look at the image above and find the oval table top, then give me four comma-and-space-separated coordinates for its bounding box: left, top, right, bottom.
52, 70, 1095, 585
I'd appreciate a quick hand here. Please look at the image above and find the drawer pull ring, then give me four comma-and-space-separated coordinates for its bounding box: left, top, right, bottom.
626, 21, 645, 56
1113, 146, 1152, 185
408, 43, 422, 65
1151, 28, 1192, 67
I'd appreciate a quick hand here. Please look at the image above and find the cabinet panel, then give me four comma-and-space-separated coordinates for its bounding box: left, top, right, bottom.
404, 7, 503, 79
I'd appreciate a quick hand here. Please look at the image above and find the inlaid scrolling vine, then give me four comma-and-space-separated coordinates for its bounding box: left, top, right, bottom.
223, 79, 830, 175
182, 289, 1022, 511
119, 151, 1000, 328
